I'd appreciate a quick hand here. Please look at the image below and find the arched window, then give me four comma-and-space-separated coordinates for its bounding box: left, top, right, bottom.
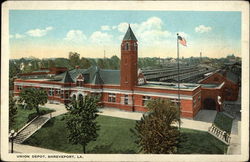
134, 43, 137, 51
125, 43, 129, 50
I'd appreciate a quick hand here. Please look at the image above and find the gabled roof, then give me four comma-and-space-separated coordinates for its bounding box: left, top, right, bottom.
56, 65, 120, 85
61, 71, 74, 83
123, 25, 137, 41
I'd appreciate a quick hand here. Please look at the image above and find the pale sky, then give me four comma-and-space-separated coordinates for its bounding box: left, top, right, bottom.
9, 10, 241, 59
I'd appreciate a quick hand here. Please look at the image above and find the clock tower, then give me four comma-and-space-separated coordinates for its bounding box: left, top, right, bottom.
120, 25, 138, 90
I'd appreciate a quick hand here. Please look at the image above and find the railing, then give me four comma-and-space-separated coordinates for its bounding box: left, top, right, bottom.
208, 124, 231, 145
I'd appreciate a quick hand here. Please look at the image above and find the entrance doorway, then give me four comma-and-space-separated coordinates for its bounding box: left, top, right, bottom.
203, 98, 216, 110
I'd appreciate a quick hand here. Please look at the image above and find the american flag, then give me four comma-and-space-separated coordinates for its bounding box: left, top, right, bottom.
178, 35, 187, 46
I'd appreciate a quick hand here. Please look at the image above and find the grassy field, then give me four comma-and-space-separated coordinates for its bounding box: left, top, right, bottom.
214, 112, 234, 133
11, 106, 55, 131
24, 115, 227, 154
24, 115, 138, 153
178, 128, 227, 154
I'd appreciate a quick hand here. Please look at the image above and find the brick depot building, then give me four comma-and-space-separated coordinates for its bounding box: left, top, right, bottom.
14, 26, 240, 118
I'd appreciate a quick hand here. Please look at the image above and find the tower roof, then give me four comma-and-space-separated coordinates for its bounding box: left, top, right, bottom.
123, 25, 137, 41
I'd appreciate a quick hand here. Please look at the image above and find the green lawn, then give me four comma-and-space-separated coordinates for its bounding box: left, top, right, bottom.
24, 115, 138, 153
24, 115, 227, 154
11, 106, 55, 131
214, 112, 234, 133
178, 128, 227, 154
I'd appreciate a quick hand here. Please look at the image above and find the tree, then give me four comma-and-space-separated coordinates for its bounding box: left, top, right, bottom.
19, 88, 48, 114
9, 94, 17, 130
132, 98, 180, 154
80, 57, 92, 69
69, 52, 81, 68
65, 95, 100, 153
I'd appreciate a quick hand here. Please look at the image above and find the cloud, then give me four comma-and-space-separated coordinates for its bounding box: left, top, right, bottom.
195, 25, 212, 33
90, 31, 113, 44
117, 23, 129, 33
176, 32, 189, 38
64, 30, 87, 42
9, 34, 14, 39
101, 25, 111, 31
26, 26, 53, 37
10, 33, 26, 39
116, 17, 172, 45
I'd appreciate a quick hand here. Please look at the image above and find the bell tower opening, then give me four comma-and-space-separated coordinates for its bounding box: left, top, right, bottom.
120, 25, 138, 90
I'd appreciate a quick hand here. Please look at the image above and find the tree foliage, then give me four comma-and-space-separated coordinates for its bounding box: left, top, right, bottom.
133, 98, 180, 154
19, 88, 48, 114
65, 95, 100, 153
69, 52, 81, 68
9, 94, 17, 130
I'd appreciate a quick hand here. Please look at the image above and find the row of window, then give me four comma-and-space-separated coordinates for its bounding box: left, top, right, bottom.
108, 93, 151, 106
122, 42, 137, 51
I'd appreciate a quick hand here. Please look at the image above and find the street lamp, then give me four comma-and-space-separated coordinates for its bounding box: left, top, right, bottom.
9, 129, 17, 153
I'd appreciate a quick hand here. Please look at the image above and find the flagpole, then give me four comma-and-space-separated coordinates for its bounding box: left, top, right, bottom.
177, 33, 181, 130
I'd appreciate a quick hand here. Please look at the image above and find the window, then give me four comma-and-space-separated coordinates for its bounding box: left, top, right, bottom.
48, 88, 54, 96
125, 43, 129, 50
61, 90, 64, 98
124, 95, 129, 105
142, 96, 151, 106
76, 80, 84, 87
171, 99, 180, 103
76, 74, 84, 87
193, 98, 197, 107
17, 86, 22, 91
134, 43, 137, 51
55, 89, 61, 95
108, 93, 116, 103
65, 91, 69, 99
138, 77, 145, 85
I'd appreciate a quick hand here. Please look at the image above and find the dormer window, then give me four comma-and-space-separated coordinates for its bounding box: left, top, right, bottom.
76, 74, 84, 87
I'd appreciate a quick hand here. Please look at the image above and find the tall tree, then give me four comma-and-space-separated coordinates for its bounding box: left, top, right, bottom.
69, 52, 81, 68
65, 95, 100, 153
19, 88, 48, 114
9, 94, 17, 130
132, 98, 180, 154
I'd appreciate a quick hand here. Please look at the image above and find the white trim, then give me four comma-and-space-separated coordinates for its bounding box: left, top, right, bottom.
14, 82, 62, 89
14, 82, 193, 100
103, 88, 133, 94
133, 90, 192, 100
192, 90, 201, 98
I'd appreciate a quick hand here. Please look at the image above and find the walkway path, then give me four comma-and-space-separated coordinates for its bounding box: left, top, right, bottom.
227, 119, 241, 154
225, 87, 241, 154
99, 107, 211, 132
11, 143, 65, 154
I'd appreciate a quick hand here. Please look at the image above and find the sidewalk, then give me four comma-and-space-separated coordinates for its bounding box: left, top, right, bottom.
99, 107, 211, 132
12, 143, 65, 154
43, 104, 212, 132
227, 120, 241, 154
